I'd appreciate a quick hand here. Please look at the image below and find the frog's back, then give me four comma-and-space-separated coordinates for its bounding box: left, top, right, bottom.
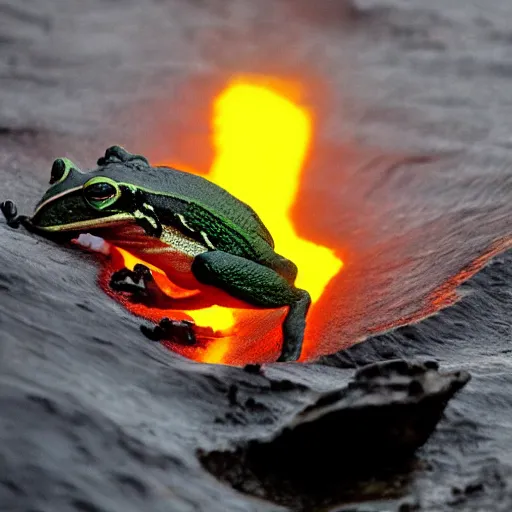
105, 163, 275, 248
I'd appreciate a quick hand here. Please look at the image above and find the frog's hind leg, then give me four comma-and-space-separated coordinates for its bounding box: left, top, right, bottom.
272, 254, 298, 285
191, 251, 311, 362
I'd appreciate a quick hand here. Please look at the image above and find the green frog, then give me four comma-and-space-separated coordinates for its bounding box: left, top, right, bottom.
1, 146, 311, 362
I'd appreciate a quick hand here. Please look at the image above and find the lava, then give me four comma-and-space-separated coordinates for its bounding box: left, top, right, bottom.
101, 77, 343, 365
208, 79, 343, 302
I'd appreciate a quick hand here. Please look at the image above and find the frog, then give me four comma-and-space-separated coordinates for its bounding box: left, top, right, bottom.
1, 146, 311, 362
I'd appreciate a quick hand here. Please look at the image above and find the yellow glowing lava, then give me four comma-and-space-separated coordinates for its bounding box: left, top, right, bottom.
199, 79, 343, 364
208, 79, 343, 302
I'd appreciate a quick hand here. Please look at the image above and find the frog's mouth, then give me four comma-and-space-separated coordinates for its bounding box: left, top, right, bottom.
27, 227, 117, 256
64, 223, 163, 258
28, 215, 144, 249
30, 213, 134, 235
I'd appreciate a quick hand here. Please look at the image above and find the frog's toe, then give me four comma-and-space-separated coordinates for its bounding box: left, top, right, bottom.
1, 201, 32, 230
97, 146, 122, 166
140, 323, 162, 341
110, 264, 183, 308
140, 317, 196, 345
1, 200, 23, 228
1, 200, 17, 222
109, 266, 149, 297
133, 263, 154, 282
97, 146, 149, 167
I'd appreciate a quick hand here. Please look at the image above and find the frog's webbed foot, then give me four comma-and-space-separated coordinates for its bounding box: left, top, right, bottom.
1, 200, 32, 230
140, 318, 196, 346
97, 146, 149, 168
109, 263, 159, 303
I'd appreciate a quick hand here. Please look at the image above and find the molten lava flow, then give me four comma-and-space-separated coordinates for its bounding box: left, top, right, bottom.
103, 77, 343, 365
208, 80, 343, 302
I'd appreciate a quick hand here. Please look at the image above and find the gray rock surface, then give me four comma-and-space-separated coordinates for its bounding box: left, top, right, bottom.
1, 1, 512, 511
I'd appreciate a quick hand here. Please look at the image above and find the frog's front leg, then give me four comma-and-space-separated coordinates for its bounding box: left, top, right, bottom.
1, 200, 33, 230
109, 263, 171, 306
191, 251, 311, 362
110, 263, 201, 306
110, 264, 152, 295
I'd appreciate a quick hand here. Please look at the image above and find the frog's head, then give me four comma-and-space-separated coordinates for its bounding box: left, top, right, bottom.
30, 157, 136, 236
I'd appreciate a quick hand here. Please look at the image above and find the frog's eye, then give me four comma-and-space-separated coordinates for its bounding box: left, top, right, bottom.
50, 158, 72, 185
83, 177, 121, 210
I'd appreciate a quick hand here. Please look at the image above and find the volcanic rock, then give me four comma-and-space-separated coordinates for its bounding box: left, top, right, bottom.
200, 359, 470, 510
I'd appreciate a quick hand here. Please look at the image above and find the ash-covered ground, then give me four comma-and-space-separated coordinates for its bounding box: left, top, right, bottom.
1, 0, 512, 511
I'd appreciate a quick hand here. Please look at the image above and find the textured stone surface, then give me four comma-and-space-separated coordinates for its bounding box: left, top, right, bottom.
1, 1, 512, 511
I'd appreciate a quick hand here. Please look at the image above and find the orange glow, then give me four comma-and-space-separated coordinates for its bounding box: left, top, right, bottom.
103, 244, 286, 365
100, 76, 344, 365
115, 246, 236, 333
430, 237, 512, 311
92, 76, 512, 366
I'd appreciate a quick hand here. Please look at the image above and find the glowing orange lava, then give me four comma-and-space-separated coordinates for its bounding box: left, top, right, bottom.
103, 77, 344, 364
208, 79, 343, 302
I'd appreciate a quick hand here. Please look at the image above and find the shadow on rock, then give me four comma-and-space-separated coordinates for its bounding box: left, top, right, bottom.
199, 359, 470, 510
